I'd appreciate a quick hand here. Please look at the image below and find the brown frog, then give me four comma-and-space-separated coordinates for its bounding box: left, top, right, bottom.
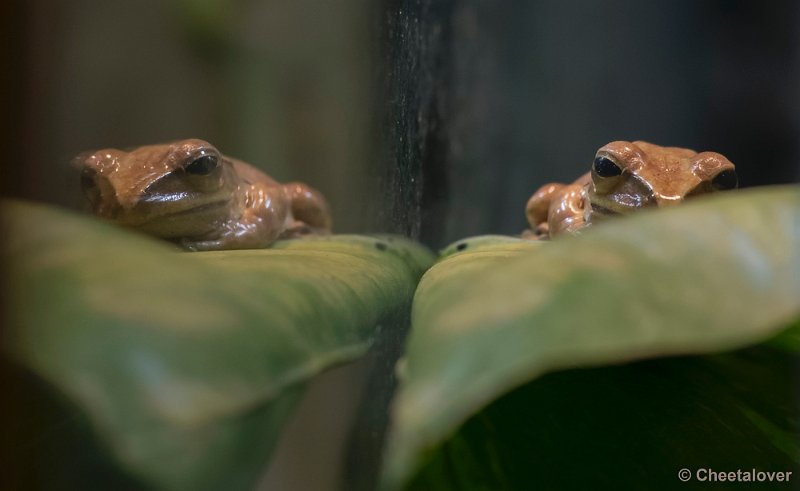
525, 140, 737, 239
76, 139, 331, 250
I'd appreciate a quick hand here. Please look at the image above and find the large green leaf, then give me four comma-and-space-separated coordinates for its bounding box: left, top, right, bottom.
1, 200, 434, 491
382, 186, 800, 490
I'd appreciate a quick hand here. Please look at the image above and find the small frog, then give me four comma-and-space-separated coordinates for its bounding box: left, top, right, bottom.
76, 139, 331, 250
525, 140, 737, 239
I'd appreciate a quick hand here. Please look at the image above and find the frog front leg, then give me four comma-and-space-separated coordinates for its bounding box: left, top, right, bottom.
546, 182, 589, 237
525, 173, 591, 239
281, 182, 332, 237
525, 182, 567, 239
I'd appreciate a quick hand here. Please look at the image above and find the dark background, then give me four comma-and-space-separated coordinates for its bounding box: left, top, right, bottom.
385, 0, 800, 248
2, 1, 800, 490
4, 1, 800, 249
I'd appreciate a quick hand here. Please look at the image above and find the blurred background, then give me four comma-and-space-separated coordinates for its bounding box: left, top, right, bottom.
2, 0, 799, 490
401, 0, 800, 247
3, 0, 377, 233
3, 0, 800, 245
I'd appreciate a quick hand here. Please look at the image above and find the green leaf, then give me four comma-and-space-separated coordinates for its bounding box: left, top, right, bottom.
1, 200, 434, 491
382, 186, 800, 490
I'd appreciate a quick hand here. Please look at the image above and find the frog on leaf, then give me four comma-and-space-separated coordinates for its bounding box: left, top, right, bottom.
525, 141, 738, 239
76, 139, 331, 251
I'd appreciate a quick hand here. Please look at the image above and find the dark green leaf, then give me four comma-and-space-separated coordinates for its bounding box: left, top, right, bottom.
382, 186, 800, 490
1, 200, 434, 491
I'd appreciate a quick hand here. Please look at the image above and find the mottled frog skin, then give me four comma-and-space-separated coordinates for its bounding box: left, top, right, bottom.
525, 141, 737, 239
77, 139, 331, 250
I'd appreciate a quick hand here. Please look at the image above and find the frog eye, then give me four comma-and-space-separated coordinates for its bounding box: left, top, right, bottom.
185, 155, 218, 175
593, 156, 622, 177
711, 169, 737, 190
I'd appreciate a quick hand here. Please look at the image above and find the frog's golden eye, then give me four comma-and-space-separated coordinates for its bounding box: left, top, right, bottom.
185, 155, 219, 176
711, 169, 737, 190
593, 156, 622, 177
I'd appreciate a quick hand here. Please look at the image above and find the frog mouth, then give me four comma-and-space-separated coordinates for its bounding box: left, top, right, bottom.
163, 200, 230, 217
123, 199, 231, 226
